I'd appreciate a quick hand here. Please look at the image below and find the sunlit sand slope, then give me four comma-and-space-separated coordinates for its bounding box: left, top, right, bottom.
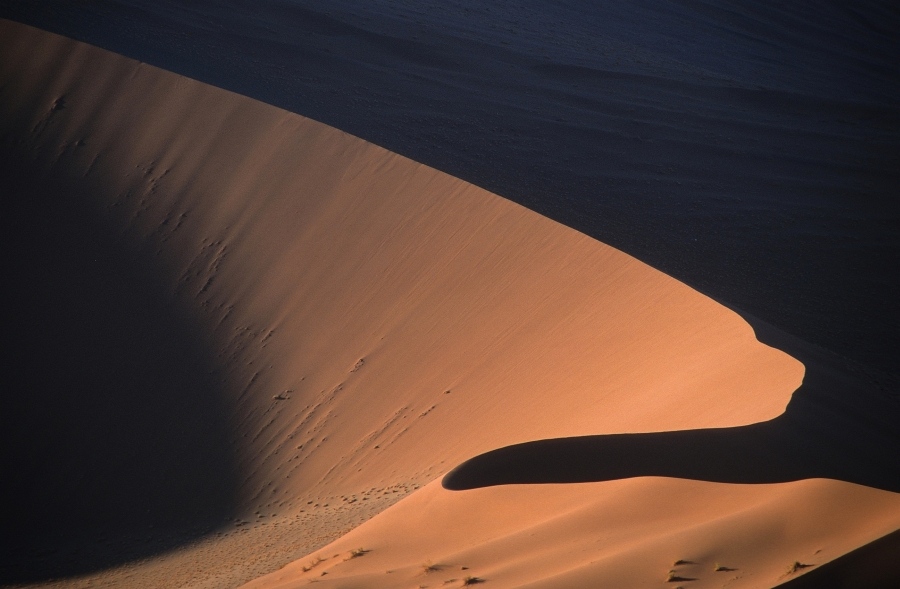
4, 19, 894, 589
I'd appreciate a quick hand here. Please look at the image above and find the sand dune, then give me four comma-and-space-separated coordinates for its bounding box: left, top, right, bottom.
244, 479, 899, 589
4, 1, 897, 379
1, 19, 897, 589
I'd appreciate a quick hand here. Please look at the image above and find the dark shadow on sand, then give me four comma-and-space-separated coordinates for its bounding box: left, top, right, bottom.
773, 529, 900, 588
443, 315, 900, 493
0, 154, 240, 583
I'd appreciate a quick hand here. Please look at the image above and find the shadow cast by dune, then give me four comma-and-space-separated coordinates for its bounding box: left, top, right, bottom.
443, 316, 900, 493
773, 529, 900, 588
0, 155, 240, 583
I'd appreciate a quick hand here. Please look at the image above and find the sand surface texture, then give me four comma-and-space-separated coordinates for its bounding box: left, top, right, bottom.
4, 1, 897, 378
2, 19, 898, 589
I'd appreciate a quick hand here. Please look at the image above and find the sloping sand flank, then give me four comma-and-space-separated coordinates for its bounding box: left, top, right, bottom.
244, 479, 899, 589
2, 19, 895, 589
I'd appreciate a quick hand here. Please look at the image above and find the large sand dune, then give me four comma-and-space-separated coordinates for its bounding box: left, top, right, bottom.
2, 19, 898, 588
4, 1, 897, 379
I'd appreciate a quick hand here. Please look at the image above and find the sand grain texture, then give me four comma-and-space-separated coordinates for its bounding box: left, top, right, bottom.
1, 20, 897, 589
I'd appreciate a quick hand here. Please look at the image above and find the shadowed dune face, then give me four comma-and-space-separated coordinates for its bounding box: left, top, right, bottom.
774, 529, 900, 589
1, 147, 239, 581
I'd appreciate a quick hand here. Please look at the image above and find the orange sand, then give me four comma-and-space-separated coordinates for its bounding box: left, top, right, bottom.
1, 19, 896, 589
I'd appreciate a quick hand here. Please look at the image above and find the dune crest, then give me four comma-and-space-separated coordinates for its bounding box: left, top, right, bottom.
2, 20, 895, 589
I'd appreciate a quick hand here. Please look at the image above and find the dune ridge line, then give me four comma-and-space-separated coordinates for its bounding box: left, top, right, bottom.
3, 19, 896, 589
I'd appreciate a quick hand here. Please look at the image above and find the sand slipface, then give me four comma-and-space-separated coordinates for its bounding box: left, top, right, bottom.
1, 19, 897, 589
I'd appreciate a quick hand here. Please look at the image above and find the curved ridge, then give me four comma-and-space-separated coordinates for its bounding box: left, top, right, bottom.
445, 313, 900, 492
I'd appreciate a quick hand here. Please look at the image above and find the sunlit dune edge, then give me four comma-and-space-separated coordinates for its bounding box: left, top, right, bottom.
2, 19, 896, 589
